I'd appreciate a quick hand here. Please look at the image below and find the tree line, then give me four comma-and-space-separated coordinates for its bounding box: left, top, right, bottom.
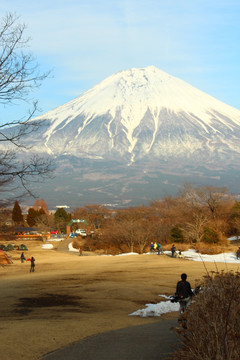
4, 184, 240, 253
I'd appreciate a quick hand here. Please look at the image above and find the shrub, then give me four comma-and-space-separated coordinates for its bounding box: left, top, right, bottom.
170, 225, 184, 243
194, 242, 227, 255
172, 271, 240, 360
202, 227, 220, 243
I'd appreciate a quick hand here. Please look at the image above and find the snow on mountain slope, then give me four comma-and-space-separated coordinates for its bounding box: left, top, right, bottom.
31, 66, 240, 163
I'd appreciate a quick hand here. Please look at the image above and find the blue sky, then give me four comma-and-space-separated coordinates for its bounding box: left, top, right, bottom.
0, 0, 239, 122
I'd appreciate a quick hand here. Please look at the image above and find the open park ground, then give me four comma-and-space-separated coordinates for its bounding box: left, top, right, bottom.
0, 240, 239, 360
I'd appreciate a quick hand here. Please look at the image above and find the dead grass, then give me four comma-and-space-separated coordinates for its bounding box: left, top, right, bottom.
194, 242, 228, 255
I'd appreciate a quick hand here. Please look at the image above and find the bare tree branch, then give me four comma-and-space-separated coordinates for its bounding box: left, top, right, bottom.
0, 13, 54, 205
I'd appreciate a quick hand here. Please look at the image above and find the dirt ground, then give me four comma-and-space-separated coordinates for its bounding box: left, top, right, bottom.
0, 240, 239, 360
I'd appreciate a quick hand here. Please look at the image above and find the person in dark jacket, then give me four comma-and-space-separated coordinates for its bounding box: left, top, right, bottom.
30, 256, 35, 272
171, 244, 176, 257
157, 242, 162, 255
175, 273, 194, 315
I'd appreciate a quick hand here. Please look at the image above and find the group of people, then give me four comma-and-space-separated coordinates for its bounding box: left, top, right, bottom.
20, 252, 35, 272
171, 244, 183, 258
150, 242, 162, 255
150, 242, 183, 258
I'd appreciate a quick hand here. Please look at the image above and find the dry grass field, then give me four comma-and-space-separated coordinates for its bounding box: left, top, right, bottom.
0, 240, 239, 360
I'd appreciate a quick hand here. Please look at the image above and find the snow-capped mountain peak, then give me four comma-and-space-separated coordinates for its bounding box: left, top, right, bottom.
30, 65, 240, 164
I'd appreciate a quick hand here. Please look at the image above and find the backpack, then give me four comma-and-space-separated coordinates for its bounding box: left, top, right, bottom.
177, 281, 191, 299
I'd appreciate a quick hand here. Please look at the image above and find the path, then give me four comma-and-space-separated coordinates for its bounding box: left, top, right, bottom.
42, 319, 180, 360
55, 238, 73, 252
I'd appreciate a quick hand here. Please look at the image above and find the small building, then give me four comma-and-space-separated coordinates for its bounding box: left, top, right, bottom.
66, 219, 88, 236
16, 227, 42, 239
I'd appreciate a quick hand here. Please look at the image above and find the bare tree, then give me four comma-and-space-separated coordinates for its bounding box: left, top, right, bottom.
183, 214, 208, 243
0, 13, 54, 205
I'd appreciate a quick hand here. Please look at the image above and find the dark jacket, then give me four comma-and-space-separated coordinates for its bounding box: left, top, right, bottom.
175, 280, 194, 299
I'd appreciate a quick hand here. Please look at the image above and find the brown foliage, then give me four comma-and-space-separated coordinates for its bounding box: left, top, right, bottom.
70, 186, 239, 254
194, 242, 229, 255
172, 272, 240, 360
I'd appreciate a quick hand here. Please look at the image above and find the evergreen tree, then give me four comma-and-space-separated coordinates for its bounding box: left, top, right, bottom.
170, 225, 184, 243
54, 208, 71, 233
26, 208, 38, 227
12, 201, 24, 225
202, 227, 220, 243
27, 207, 47, 227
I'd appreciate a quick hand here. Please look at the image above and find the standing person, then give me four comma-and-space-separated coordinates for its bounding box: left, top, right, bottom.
150, 242, 154, 253
153, 242, 158, 252
171, 244, 176, 257
20, 252, 26, 263
175, 273, 194, 315
157, 242, 162, 255
30, 256, 35, 272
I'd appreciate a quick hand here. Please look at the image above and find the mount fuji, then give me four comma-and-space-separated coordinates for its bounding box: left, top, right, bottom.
6, 66, 240, 207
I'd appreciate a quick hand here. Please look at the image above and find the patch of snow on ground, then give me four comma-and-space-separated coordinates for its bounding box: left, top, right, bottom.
181, 249, 238, 263
47, 237, 65, 242
41, 244, 54, 249
68, 242, 79, 252
129, 295, 179, 317
116, 252, 139, 256
228, 236, 240, 241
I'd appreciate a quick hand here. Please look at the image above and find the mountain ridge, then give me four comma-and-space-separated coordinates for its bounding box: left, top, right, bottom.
2, 65, 240, 207
30, 65, 240, 165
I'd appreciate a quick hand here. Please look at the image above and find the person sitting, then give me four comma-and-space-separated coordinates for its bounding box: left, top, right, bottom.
176, 250, 183, 258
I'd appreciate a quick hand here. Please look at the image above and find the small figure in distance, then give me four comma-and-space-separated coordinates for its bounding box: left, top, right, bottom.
20, 252, 26, 263
153, 242, 158, 252
175, 273, 194, 316
236, 247, 240, 259
177, 250, 183, 258
30, 256, 35, 272
150, 242, 154, 253
157, 242, 162, 255
171, 244, 176, 257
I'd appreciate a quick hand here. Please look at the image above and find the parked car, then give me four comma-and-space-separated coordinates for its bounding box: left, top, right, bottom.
70, 233, 78, 238
75, 229, 87, 236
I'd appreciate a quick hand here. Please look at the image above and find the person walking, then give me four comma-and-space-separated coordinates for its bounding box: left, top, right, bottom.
30, 256, 35, 272
150, 242, 154, 253
157, 242, 162, 255
175, 273, 194, 315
